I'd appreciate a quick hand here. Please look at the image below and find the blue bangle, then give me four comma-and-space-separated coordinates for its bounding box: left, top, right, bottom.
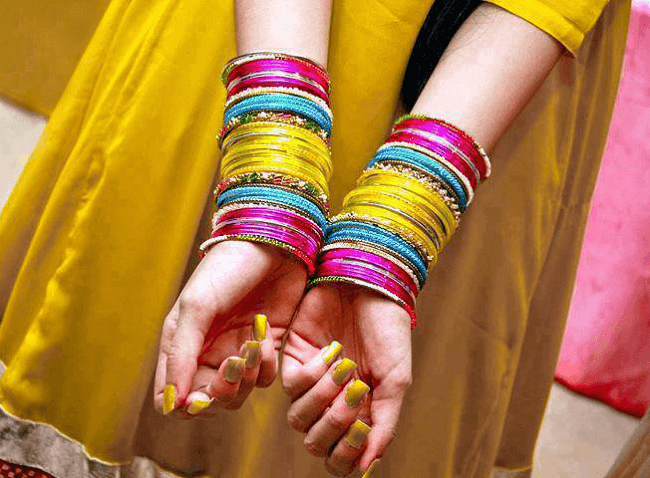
217, 185, 328, 231
368, 146, 468, 210
326, 220, 428, 281
223, 94, 332, 134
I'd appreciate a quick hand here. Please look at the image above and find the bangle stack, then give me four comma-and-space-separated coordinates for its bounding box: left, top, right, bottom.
200, 53, 332, 274
312, 114, 491, 328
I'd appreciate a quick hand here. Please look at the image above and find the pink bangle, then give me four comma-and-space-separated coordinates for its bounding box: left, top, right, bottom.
386, 131, 478, 191
317, 261, 415, 310
393, 117, 490, 180
226, 59, 330, 94
320, 248, 420, 295
215, 206, 323, 240
214, 222, 321, 256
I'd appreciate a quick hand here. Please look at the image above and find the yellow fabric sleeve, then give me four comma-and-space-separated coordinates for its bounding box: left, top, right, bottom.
485, 0, 610, 54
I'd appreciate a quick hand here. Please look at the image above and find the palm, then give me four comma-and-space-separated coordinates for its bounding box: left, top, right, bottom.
197, 242, 307, 366
282, 284, 412, 472
155, 240, 306, 414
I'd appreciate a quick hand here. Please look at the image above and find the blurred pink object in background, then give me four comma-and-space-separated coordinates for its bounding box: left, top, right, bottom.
555, 0, 650, 418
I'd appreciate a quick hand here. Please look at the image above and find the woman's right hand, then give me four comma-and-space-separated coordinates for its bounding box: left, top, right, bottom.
154, 239, 307, 416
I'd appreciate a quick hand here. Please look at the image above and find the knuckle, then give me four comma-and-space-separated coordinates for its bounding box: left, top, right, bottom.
303, 438, 326, 457
286, 409, 309, 432
324, 412, 347, 431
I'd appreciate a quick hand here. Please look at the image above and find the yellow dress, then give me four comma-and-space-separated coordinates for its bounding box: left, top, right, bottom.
0, 0, 630, 476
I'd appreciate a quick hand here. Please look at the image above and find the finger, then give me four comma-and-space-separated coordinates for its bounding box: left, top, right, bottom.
302, 379, 370, 457
153, 301, 180, 414
325, 419, 372, 477
224, 340, 263, 409
164, 243, 280, 412
185, 391, 214, 416
358, 390, 406, 472
282, 340, 343, 399
254, 315, 277, 388
205, 356, 246, 408
287, 356, 356, 432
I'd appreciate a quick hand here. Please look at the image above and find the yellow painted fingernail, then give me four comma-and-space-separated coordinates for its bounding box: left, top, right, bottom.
321, 340, 343, 365
253, 314, 267, 341
345, 379, 370, 408
362, 459, 380, 478
242, 340, 261, 368
345, 419, 371, 449
163, 384, 175, 415
187, 399, 212, 415
224, 357, 246, 383
332, 357, 357, 385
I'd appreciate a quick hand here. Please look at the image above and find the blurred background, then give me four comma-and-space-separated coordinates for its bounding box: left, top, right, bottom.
1, 1, 649, 476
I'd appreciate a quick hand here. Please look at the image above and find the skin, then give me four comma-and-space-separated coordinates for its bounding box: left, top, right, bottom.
155, 1, 564, 476
154, 0, 332, 416
282, 3, 563, 476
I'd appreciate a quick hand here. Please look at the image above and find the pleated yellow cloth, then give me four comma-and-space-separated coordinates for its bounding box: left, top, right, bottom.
0, 0, 630, 477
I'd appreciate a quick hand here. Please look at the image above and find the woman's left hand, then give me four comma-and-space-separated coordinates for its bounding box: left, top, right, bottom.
281, 283, 412, 476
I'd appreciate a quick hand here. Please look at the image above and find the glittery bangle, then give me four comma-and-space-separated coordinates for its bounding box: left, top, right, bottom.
215, 172, 329, 211
218, 111, 329, 145
370, 146, 470, 210
225, 86, 331, 115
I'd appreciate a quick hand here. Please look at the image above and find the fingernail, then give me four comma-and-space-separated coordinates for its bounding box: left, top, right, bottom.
242, 340, 261, 368
187, 398, 212, 415
362, 459, 380, 478
163, 384, 176, 415
321, 340, 343, 365
224, 357, 246, 383
332, 357, 357, 385
345, 419, 371, 449
345, 379, 370, 408
253, 314, 267, 341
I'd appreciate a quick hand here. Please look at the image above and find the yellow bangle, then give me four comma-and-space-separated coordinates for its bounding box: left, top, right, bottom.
339, 202, 439, 261
344, 195, 444, 254
359, 168, 458, 231
225, 141, 331, 178
345, 187, 444, 243
223, 121, 331, 155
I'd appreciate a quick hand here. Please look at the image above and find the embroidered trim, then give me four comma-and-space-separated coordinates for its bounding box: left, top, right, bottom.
0, 361, 180, 478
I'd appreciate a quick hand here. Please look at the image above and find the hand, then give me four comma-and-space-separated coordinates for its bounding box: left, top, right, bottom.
154, 240, 307, 416
281, 284, 412, 476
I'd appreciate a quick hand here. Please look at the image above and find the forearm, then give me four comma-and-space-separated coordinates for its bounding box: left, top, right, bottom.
411, 2, 563, 152
235, 0, 332, 65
